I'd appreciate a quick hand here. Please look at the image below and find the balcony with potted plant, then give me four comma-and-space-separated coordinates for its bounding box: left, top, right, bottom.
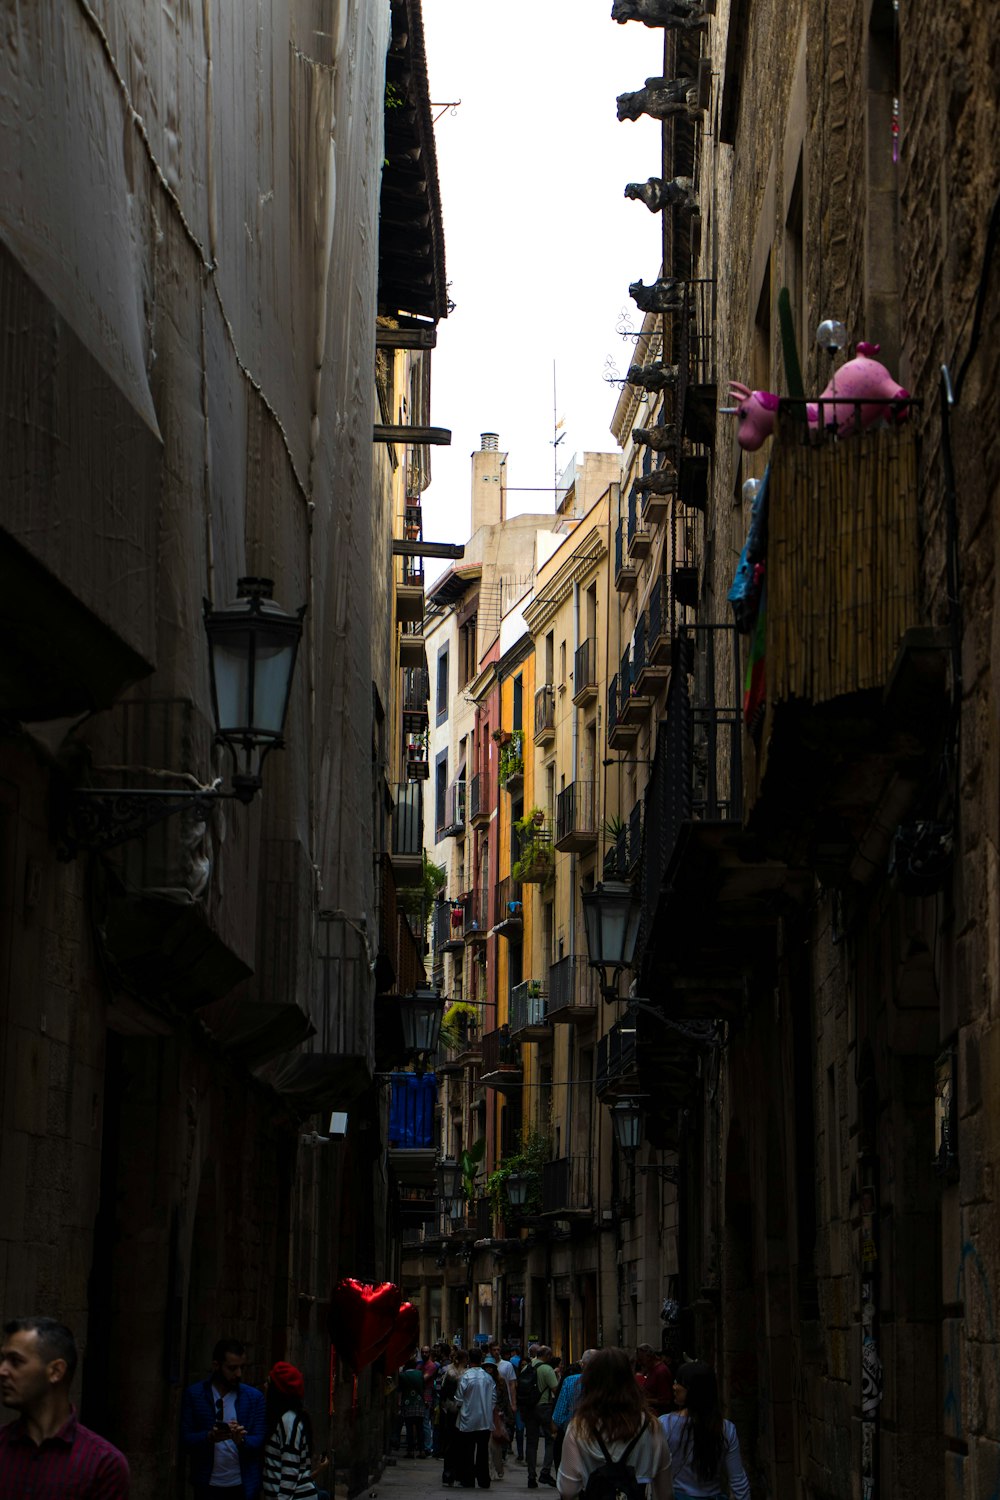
512, 809, 553, 885
485, 1128, 548, 1230
405, 731, 429, 781
499, 730, 524, 795
436, 999, 480, 1073
509, 978, 550, 1041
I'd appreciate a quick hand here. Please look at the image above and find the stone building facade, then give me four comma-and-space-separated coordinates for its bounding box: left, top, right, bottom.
609, 2, 1000, 1499
0, 1, 446, 1493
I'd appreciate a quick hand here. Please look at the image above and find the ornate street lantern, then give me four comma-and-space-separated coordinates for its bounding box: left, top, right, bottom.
204, 577, 306, 803
582, 880, 642, 1000
62, 576, 306, 855
437, 1158, 464, 1202
506, 1170, 530, 1209
399, 987, 444, 1075
611, 1099, 644, 1153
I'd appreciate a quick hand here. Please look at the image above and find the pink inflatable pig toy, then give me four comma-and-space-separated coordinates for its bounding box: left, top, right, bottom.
726, 344, 910, 451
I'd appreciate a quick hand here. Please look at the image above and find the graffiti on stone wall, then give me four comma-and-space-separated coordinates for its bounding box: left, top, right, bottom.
860, 1182, 882, 1500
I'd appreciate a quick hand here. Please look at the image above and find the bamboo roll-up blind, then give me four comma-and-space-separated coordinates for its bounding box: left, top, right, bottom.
742, 419, 920, 816
766, 420, 919, 705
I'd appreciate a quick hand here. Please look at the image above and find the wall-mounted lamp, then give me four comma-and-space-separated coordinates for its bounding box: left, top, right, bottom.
582, 880, 642, 1001
203, 576, 307, 801
301, 1110, 350, 1147
437, 1158, 464, 1202
62, 577, 305, 855
505, 1170, 530, 1210
399, 986, 445, 1076
611, 1098, 644, 1153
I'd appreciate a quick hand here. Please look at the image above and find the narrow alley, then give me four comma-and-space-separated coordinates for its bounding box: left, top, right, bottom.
0, 2, 998, 1499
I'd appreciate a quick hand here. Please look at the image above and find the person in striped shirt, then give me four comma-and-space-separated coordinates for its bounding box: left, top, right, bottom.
0, 1315, 129, 1497
262, 1363, 319, 1500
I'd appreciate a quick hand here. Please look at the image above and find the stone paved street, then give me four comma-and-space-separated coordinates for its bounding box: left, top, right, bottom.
375, 1451, 532, 1500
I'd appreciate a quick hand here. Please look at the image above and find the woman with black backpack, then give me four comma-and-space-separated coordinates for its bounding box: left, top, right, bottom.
658, 1362, 749, 1500
556, 1347, 673, 1500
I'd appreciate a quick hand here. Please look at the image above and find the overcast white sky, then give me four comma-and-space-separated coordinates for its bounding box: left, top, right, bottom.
420, 1, 665, 548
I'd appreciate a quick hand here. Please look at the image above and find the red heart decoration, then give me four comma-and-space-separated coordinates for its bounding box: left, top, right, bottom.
383, 1302, 421, 1372
328, 1280, 402, 1372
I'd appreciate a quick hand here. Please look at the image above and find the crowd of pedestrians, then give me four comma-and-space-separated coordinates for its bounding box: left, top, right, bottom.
393, 1338, 750, 1499
0, 1318, 332, 1500
0, 1314, 748, 1500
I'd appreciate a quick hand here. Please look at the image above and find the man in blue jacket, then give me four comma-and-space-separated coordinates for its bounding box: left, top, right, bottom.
180, 1338, 266, 1499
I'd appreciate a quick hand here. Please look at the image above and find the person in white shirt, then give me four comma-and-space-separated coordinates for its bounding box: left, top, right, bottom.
455, 1347, 497, 1489
658, 1361, 749, 1500
490, 1343, 518, 1409
556, 1347, 672, 1500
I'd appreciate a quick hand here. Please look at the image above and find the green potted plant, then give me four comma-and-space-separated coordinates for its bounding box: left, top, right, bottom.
485, 1128, 550, 1221
513, 809, 553, 883
499, 731, 524, 789
439, 999, 479, 1051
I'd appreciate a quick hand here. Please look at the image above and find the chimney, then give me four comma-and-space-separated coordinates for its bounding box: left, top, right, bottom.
471, 432, 505, 533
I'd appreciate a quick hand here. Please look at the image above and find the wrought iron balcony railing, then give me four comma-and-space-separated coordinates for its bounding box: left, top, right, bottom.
437, 778, 466, 839
509, 980, 549, 1039
627, 484, 650, 559
596, 1021, 640, 1102
554, 781, 597, 852
494, 874, 523, 935
464, 886, 489, 943
639, 627, 742, 957
433, 899, 466, 953
534, 683, 556, 742
573, 637, 597, 704
547, 955, 599, 1022
615, 518, 637, 592
480, 1025, 522, 1086
391, 782, 423, 863
469, 770, 491, 826
541, 1154, 592, 1215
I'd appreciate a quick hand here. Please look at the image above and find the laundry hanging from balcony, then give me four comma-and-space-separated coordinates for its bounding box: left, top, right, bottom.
389, 1071, 437, 1148
727, 464, 770, 730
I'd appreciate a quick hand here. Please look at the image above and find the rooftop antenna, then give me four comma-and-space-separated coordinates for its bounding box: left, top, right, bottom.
552, 360, 566, 508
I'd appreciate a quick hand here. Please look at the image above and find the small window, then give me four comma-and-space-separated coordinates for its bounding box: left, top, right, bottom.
436, 647, 449, 722
435, 752, 448, 836
459, 614, 478, 688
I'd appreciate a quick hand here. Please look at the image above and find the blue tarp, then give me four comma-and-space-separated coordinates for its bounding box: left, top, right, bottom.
388, 1072, 437, 1148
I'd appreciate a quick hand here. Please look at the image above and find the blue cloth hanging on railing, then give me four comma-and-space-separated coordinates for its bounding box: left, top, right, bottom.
388, 1072, 437, 1148
727, 463, 770, 633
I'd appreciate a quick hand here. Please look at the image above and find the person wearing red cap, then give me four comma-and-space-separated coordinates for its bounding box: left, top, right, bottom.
262, 1363, 319, 1500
